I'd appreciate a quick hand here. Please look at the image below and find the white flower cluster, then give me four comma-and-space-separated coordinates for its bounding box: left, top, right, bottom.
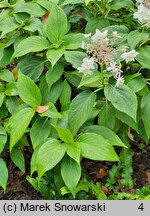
78, 57, 95, 75
78, 29, 139, 87
134, 0, 150, 28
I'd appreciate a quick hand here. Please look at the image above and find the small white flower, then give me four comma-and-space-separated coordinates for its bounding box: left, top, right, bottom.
84, 33, 91, 38
91, 29, 108, 44
107, 61, 123, 79
112, 31, 122, 39
121, 50, 139, 63
115, 76, 124, 88
77, 57, 95, 75
120, 45, 129, 52
81, 41, 86, 49
134, 3, 150, 27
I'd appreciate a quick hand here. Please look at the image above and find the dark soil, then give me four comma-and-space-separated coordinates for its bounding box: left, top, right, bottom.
0, 150, 43, 200
83, 145, 150, 192
0, 145, 149, 200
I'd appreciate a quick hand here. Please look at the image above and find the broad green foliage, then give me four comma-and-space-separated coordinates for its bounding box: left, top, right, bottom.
128, 31, 149, 49
17, 55, 44, 81
63, 33, 85, 50
17, 73, 42, 108
61, 156, 81, 194
107, 0, 134, 10
37, 139, 66, 179
59, 80, 71, 107
78, 133, 119, 161
136, 46, 150, 69
46, 63, 64, 89
0, 0, 150, 199
84, 125, 126, 147
46, 47, 65, 67
98, 104, 116, 130
11, 148, 25, 173
0, 158, 8, 192
66, 142, 81, 164
141, 92, 150, 139
52, 125, 73, 144
68, 91, 96, 136
46, 2, 68, 44
30, 118, 51, 149
104, 84, 137, 121
13, 36, 50, 58
9, 107, 35, 151
0, 126, 7, 153
65, 51, 87, 69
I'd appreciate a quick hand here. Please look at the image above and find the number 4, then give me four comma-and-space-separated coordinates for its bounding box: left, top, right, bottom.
138, 203, 144, 211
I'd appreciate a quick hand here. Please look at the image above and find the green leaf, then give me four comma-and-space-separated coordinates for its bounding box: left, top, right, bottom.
30, 145, 41, 175
88, 182, 107, 200
68, 91, 96, 136
0, 83, 4, 92
0, 69, 14, 82
13, 36, 49, 58
39, 102, 61, 119
6, 97, 19, 114
0, 92, 4, 107
46, 3, 68, 44
65, 71, 82, 88
0, 158, 8, 192
107, 0, 134, 10
46, 63, 64, 89
136, 46, 150, 69
0, 46, 14, 67
14, 2, 46, 16
66, 142, 81, 164
141, 91, 150, 139
102, 25, 129, 45
104, 84, 137, 121
63, 33, 84, 50
61, 0, 84, 5
85, 17, 110, 34
0, 126, 7, 153
17, 73, 42, 108
78, 133, 119, 161
52, 125, 73, 144
30, 118, 51, 149
127, 76, 146, 93
14, 12, 30, 24
46, 47, 65, 67
11, 148, 25, 173
61, 156, 81, 194
114, 108, 139, 132
5, 82, 18, 96
85, 125, 126, 147
0, 17, 19, 38
10, 107, 35, 151
36, 0, 58, 10
60, 80, 71, 107
26, 176, 39, 191
17, 55, 44, 81
40, 77, 63, 104
0, 2, 10, 9
78, 72, 103, 88
128, 31, 149, 49
37, 138, 66, 179
64, 51, 87, 69
23, 18, 43, 34
98, 103, 116, 130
